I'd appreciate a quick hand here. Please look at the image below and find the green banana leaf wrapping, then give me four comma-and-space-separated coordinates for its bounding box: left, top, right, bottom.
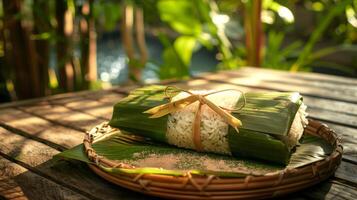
109, 85, 304, 165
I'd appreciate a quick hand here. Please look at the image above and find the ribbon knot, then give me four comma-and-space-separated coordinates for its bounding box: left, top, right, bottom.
196, 95, 204, 104
144, 86, 245, 151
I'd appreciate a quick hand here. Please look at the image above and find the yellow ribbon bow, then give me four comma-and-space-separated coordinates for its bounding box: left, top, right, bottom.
143, 86, 245, 152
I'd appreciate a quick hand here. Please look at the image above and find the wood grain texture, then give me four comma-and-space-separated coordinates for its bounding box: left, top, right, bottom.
302, 97, 357, 117
298, 180, 357, 200
0, 156, 89, 200
0, 108, 83, 149
85, 92, 126, 104
238, 68, 357, 94
307, 108, 357, 128
52, 99, 114, 120
335, 161, 357, 185
232, 67, 357, 87
18, 103, 103, 132
175, 77, 357, 117
0, 127, 153, 200
196, 70, 357, 104
322, 123, 357, 158
45, 90, 125, 121
0, 86, 130, 110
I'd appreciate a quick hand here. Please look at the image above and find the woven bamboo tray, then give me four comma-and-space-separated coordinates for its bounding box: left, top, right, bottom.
83, 119, 342, 199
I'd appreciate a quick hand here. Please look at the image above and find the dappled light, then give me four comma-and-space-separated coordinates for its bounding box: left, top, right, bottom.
0, 127, 58, 166
1, 0, 356, 102
0, 0, 356, 199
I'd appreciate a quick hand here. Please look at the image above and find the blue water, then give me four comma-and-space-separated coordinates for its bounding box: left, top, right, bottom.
97, 33, 218, 84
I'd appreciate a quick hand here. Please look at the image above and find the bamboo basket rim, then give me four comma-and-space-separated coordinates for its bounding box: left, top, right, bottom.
83, 119, 343, 199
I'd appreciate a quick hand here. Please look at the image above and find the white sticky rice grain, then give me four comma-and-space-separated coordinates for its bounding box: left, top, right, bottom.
167, 90, 240, 154
283, 102, 309, 149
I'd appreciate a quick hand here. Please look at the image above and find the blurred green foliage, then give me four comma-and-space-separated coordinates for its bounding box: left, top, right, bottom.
148, 0, 357, 76
1, 0, 357, 102
154, 0, 241, 79
93, 1, 122, 31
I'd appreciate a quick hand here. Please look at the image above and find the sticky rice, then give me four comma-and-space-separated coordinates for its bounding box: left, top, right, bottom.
167, 90, 308, 154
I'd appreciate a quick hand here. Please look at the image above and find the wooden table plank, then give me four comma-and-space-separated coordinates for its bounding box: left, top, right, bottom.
307, 108, 357, 129
0, 108, 83, 150
297, 180, 357, 200
322, 123, 357, 158
235, 68, 357, 93
0, 127, 153, 200
302, 97, 357, 116
45, 90, 122, 105
0, 93, 125, 150
45, 91, 125, 121
0, 86, 131, 110
81, 91, 127, 104
175, 77, 357, 116
196, 70, 357, 103
0, 156, 89, 200
53, 99, 114, 121
18, 103, 104, 132
0, 127, 60, 166
335, 161, 357, 186
237, 67, 357, 86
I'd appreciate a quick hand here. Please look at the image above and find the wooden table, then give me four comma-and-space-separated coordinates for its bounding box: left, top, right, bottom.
0, 67, 356, 199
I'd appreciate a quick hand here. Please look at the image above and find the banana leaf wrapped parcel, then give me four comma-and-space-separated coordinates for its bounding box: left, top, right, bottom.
109, 85, 308, 165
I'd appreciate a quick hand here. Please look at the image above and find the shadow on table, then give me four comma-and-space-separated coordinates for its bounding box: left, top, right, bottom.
12, 159, 159, 200
282, 180, 335, 199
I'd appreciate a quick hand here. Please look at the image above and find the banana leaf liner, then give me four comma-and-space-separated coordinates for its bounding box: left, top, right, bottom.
56, 120, 342, 199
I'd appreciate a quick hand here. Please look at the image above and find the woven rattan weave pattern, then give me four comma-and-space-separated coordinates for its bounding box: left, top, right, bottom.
83, 119, 342, 199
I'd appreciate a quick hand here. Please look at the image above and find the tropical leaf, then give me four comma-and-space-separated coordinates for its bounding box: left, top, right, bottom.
55, 128, 333, 178
263, 31, 302, 70
157, 0, 201, 36
291, 0, 353, 71
174, 36, 197, 66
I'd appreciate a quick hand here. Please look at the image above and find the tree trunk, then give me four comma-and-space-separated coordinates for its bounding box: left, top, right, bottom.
135, 7, 148, 66
121, 3, 142, 82
122, 4, 135, 62
0, 1, 11, 102
3, 0, 44, 99
244, 0, 264, 67
56, 0, 74, 92
80, 0, 97, 89
33, 0, 50, 96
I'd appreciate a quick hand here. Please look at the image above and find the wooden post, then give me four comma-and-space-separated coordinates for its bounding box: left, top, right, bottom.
3, 0, 44, 99
0, 1, 11, 102
56, 0, 75, 92
121, 3, 142, 82
135, 7, 148, 66
33, 0, 50, 96
244, 0, 264, 67
80, 0, 97, 89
